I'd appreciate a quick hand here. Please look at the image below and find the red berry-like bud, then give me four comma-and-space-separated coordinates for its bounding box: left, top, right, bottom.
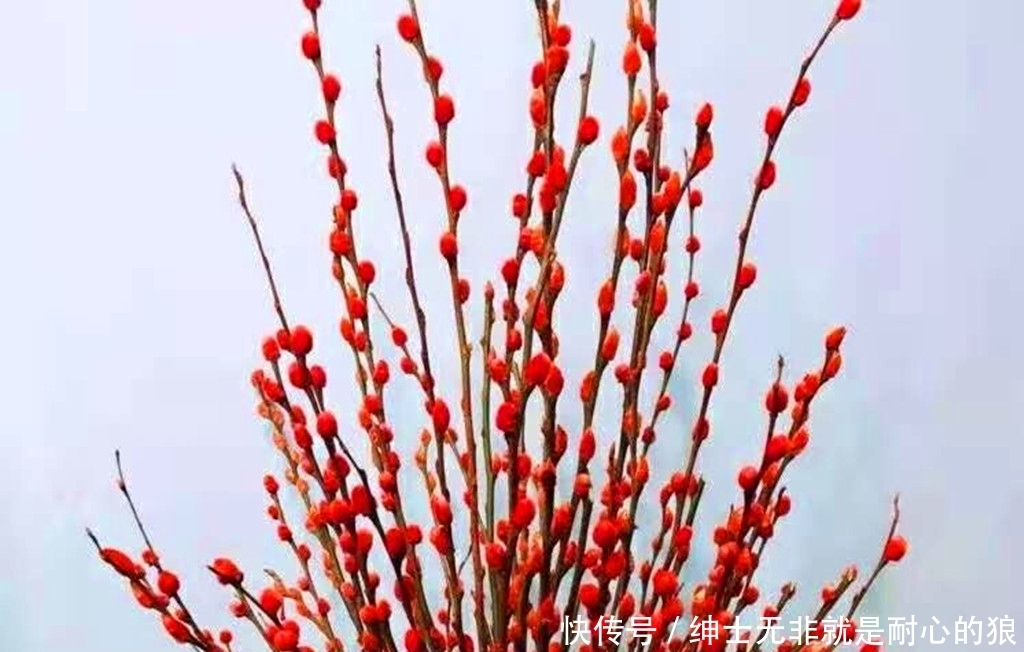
425, 141, 444, 168
157, 570, 180, 596
702, 363, 719, 389
764, 105, 784, 138
696, 102, 714, 129
652, 569, 678, 596
688, 188, 704, 210
260, 588, 283, 615
162, 614, 191, 643
638, 23, 656, 51
826, 326, 847, 352
601, 328, 620, 361
525, 353, 552, 387
579, 428, 596, 463
738, 262, 757, 290
303, 0, 321, 11
210, 558, 244, 585
836, 0, 862, 21
314, 120, 335, 145
439, 232, 458, 260
792, 78, 812, 107
430, 494, 453, 526
765, 383, 789, 414
357, 260, 376, 285
578, 115, 600, 145
425, 56, 443, 83
738, 465, 759, 492
431, 399, 451, 433
434, 95, 455, 126
553, 24, 572, 47
316, 411, 338, 439
449, 185, 467, 213
883, 535, 908, 562
758, 160, 777, 190
623, 42, 641, 76
263, 474, 280, 495
289, 326, 313, 356
391, 326, 408, 347
711, 309, 728, 335
495, 401, 518, 433
322, 74, 342, 103
397, 14, 420, 42
262, 337, 281, 362
301, 32, 321, 60
485, 543, 505, 569
273, 627, 299, 651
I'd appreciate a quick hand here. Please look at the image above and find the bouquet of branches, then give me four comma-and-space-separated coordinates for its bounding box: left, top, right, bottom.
87, 1, 907, 651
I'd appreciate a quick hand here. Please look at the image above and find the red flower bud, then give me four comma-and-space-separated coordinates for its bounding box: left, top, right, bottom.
738, 465, 759, 492
322, 74, 342, 103
758, 160, 777, 190
100, 548, 143, 579
300, 32, 320, 60
764, 105, 784, 138
884, 535, 908, 562
711, 309, 728, 335
434, 94, 455, 126
597, 279, 615, 316
262, 337, 281, 361
260, 588, 283, 615
448, 185, 467, 213
601, 328, 621, 361
638, 23, 656, 51
696, 102, 714, 129
431, 399, 451, 432
495, 401, 518, 433
688, 188, 704, 210
765, 383, 789, 414
316, 410, 338, 439
391, 326, 408, 347
162, 614, 191, 643
623, 42, 642, 76
836, 0, 861, 21
512, 498, 536, 529
738, 261, 758, 290
578, 116, 600, 145
290, 325, 313, 355
439, 232, 458, 260
792, 78, 812, 107
263, 474, 279, 495
430, 494, 453, 526
425, 141, 444, 168
397, 14, 420, 42
620, 170, 637, 210
210, 558, 244, 585
525, 353, 552, 387
652, 569, 678, 596
825, 326, 847, 352
357, 260, 376, 285
157, 570, 180, 597
485, 543, 505, 569
579, 428, 596, 463
702, 362, 719, 389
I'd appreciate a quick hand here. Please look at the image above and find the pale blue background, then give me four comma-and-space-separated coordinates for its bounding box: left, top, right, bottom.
2, 0, 1022, 649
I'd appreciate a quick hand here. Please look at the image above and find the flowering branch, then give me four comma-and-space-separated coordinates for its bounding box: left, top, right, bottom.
88, 2, 907, 652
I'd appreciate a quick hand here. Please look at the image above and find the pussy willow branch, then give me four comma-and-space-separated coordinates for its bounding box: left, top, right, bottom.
88, 3, 903, 652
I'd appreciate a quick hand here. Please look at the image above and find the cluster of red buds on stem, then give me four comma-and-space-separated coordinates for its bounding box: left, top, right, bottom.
89, 0, 908, 651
